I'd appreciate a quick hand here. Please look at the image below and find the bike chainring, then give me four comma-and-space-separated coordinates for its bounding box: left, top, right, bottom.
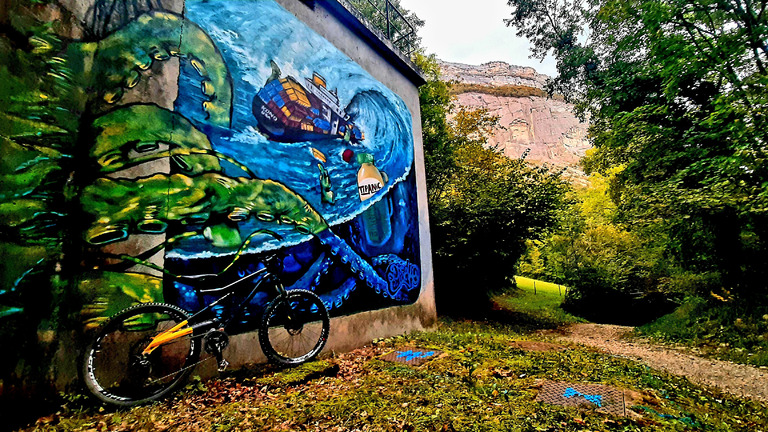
204, 329, 230, 355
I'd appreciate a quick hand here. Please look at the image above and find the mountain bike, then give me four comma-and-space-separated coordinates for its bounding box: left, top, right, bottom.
81, 231, 330, 406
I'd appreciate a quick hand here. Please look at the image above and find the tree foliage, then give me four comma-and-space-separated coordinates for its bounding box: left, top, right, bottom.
415, 55, 570, 316
414, 53, 456, 202
517, 169, 675, 323
507, 0, 768, 302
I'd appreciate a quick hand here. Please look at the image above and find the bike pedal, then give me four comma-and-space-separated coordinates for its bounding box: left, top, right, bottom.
218, 359, 229, 372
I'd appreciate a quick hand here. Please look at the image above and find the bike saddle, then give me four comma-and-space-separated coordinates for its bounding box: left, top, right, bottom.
172, 272, 221, 292
175, 272, 219, 282
262, 253, 284, 273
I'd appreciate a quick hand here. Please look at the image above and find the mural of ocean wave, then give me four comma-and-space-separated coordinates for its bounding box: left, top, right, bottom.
172, 0, 415, 255
164, 0, 421, 317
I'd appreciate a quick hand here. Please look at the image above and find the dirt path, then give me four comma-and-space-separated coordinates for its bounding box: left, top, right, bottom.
545, 323, 768, 403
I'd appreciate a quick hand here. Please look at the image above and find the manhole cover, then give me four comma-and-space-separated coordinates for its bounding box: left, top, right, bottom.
380, 349, 442, 366
535, 381, 626, 416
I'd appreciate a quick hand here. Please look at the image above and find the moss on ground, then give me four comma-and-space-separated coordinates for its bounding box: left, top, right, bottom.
637, 296, 768, 367
251, 360, 339, 388
18, 319, 768, 432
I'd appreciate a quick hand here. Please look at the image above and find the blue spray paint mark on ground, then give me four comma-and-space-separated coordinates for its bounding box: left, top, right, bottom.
395, 350, 437, 362
563, 387, 603, 407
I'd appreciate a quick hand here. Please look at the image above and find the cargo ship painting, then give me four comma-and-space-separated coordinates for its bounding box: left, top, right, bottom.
252, 61, 364, 144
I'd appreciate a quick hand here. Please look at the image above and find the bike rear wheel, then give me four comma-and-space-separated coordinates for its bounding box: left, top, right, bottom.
82, 303, 200, 406
259, 289, 330, 366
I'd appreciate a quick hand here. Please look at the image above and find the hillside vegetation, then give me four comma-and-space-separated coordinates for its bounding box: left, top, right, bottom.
450, 83, 568, 102
504, 0, 768, 358
374, 0, 768, 370
450, 83, 547, 98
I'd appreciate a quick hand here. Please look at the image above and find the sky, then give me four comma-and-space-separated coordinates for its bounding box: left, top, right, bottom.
396, 0, 557, 77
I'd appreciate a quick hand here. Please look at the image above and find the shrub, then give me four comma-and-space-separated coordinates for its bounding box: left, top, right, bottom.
431, 146, 568, 317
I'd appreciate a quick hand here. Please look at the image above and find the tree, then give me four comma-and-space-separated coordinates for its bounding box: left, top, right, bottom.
429, 131, 569, 315
413, 52, 456, 202
507, 0, 768, 301
413, 54, 570, 316
431, 146, 569, 316
516, 240, 547, 279
515, 168, 674, 324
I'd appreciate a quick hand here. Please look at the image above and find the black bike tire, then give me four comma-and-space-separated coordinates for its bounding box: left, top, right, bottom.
259, 289, 330, 366
82, 302, 201, 406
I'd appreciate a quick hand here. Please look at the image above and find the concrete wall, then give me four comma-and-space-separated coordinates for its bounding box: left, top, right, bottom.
274, 0, 436, 355
0, 0, 434, 398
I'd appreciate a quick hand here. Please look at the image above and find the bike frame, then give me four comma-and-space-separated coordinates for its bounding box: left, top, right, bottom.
142, 266, 287, 355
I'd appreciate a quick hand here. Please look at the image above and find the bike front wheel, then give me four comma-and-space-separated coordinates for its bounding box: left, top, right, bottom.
259, 289, 330, 366
82, 303, 201, 406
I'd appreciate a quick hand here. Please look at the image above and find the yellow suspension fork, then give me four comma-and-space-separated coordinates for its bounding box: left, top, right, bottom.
141, 320, 193, 355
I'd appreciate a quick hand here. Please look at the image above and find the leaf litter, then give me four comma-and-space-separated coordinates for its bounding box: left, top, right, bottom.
17, 320, 768, 432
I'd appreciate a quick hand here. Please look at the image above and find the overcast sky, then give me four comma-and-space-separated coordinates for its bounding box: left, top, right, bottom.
396, 0, 557, 77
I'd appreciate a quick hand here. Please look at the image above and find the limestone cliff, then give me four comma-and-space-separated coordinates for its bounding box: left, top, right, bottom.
439, 60, 591, 184
440, 60, 548, 88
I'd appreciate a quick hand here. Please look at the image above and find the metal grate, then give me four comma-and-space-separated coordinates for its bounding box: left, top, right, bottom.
351, 0, 418, 55
535, 381, 627, 417
380, 349, 442, 366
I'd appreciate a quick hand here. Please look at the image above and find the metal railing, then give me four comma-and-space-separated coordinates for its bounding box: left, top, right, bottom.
356, 0, 418, 55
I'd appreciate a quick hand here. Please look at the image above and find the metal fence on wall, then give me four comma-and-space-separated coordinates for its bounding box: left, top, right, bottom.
356, 0, 418, 55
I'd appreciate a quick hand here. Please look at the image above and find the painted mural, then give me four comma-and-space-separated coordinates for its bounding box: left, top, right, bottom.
163, 0, 421, 320
0, 0, 421, 386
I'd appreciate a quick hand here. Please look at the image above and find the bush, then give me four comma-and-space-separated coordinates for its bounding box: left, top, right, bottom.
639, 296, 768, 366
431, 147, 568, 317
547, 225, 676, 324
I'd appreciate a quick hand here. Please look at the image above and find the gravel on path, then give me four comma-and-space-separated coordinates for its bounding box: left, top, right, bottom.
544, 323, 768, 403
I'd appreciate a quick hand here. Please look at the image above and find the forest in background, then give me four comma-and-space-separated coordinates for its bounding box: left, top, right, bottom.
505, 0, 768, 361
358, 0, 768, 364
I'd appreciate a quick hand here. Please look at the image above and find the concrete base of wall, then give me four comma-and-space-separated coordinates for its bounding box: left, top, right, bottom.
180, 287, 437, 381
222, 292, 436, 376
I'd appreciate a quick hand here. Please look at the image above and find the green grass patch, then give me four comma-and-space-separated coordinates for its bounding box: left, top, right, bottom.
514, 276, 567, 295
638, 296, 768, 367
20, 320, 768, 431
491, 276, 583, 329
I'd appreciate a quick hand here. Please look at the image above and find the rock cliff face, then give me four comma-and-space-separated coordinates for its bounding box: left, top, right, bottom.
439, 60, 548, 88
439, 60, 591, 184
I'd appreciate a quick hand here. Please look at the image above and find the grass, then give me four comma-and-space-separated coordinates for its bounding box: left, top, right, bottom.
19, 320, 768, 432
490, 276, 583, 329
637, 296, 768, 367
14, 279, 768, 431
513, 276, 567, 294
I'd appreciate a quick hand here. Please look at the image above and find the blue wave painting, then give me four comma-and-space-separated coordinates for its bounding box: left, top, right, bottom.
167, 0, 421, 317
174, 0, 413, 245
